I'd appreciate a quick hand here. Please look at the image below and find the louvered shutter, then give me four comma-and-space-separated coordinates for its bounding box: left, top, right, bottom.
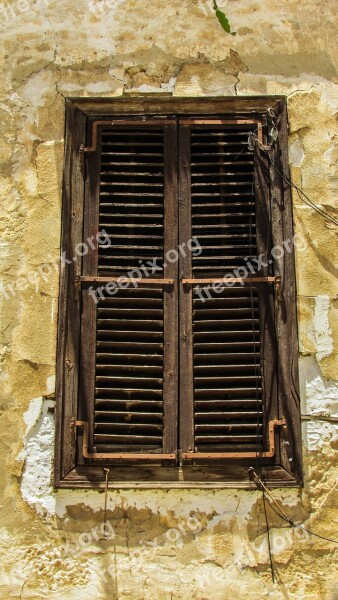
179, 120, 278, 461
78, 120, 178, 462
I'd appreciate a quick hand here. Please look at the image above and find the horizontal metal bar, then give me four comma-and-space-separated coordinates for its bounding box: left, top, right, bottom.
179, 119, 263, 144
80, 119, 177, 153
182, 419, 286, 460
179, 119, 260, 125
78, 276, 174, 285
182, 276, 278, 285
72, 421, 176, 460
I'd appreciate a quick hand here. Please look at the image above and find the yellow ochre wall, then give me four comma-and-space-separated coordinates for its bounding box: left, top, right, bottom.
0, 1, 337, 598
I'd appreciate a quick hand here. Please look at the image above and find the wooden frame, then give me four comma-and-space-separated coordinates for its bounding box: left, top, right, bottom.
54, 96, 302, 488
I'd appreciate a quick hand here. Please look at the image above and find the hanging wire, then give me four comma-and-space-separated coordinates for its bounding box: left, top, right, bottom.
249, 134, 338, 227
263, 492, 275, 583
103, 467, 110, 538
247, 116, 338, 586
250, 128, 274, 582
249, 468, 338, 545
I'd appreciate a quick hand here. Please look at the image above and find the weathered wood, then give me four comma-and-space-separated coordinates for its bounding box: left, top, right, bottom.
162, 123, 179, 457
55, 464, 299, 489
272, 99, 303, 485
55, 98, 302, 488
254, 142, 279, 462
54, 101, 87, 484
179, 125, 195, 456
72, 96, 283, 118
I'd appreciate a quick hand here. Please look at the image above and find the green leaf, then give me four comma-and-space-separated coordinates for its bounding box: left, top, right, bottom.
213, 0, 236, 35
215, 8, 231, 33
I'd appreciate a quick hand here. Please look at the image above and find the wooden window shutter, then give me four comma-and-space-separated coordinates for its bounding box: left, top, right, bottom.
178, 116, 301, 482
77, 119, 179, 463
55, 98, 302, 488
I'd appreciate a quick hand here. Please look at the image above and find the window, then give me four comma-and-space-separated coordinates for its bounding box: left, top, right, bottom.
54, 97, 302, 488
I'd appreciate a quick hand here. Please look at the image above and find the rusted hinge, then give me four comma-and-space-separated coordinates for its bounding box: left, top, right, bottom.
74, 275, 81, 301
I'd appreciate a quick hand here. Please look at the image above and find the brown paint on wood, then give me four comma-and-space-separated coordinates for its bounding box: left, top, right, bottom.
54, 101, 87, 484
163, 123, 179, 456
179, 125, 194, 456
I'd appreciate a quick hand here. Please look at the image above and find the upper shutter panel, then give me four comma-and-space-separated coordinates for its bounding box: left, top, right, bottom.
98, 127, 165, 274
190, 124, 257, 277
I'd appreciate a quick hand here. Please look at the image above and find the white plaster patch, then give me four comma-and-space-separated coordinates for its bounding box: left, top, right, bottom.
161, 77, 177, 93
305, 421, 338, 451
18, 397, 56, 515
46, 374, 55, 394
299, 355, 338, 417
314, 295, 333, 361
85, 82, 116, 94
289, 137, 305, 167
299, 355, 338, 450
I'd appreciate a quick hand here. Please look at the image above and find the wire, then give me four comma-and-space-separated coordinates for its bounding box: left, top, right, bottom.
271, 158, 338, 227
264, 493, 338, 543
249, 469, 338, 545
251, 136, 338, 227
263, 492, 275, 583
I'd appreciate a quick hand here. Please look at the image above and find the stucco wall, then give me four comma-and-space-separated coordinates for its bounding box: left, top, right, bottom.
0, 1, 337, 598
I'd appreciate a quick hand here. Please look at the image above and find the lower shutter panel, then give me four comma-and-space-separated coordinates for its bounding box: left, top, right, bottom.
94, 286, 164, 453
193, 285, 263, 453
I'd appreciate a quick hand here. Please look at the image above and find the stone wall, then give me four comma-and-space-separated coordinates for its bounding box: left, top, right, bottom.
0, 0, 337, 598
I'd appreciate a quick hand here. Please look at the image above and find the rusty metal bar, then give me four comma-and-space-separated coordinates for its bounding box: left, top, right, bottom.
181, 419, 286, 460
71, 420, 176, 460
179, 119, 263, 143
77, 276, 174, 285
179, 119, 259, 125
181, 276, 278, 285
79, 119, 177, 153
80, 120, 113, 153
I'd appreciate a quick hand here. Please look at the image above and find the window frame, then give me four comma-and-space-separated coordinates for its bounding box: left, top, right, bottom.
54, 96, 302, 489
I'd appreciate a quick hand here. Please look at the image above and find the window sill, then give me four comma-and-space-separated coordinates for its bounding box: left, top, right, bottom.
54, 465, 302, 489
